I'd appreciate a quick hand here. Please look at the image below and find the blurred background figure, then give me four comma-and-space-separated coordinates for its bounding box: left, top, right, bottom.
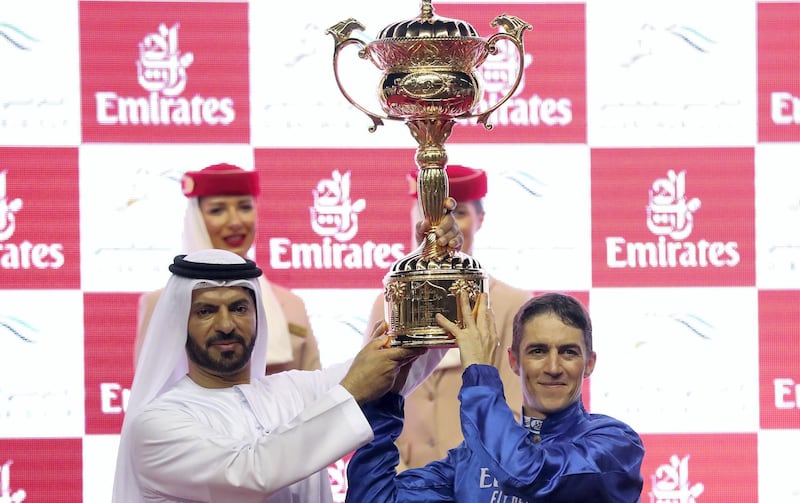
364, 164, 533, 470
134, 163, 321, 375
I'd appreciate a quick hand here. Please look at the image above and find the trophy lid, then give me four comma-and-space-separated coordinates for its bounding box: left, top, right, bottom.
376, 0, 479, 39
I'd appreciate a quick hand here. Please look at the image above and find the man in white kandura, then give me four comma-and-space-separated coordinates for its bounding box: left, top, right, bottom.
112, 249, 448, 503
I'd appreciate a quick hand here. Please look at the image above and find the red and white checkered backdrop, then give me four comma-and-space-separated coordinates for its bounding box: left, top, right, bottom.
1, 0, 798, 501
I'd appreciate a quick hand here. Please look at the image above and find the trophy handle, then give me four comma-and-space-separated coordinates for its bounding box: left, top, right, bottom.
471, 15, 533, 130
326, 19, 389, 133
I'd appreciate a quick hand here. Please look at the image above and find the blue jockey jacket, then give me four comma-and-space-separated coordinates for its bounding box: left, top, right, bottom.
346, 365, 644, 503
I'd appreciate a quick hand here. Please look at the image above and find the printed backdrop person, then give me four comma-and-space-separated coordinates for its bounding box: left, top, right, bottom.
364, 164, 533, 470
134, 163, 321, 374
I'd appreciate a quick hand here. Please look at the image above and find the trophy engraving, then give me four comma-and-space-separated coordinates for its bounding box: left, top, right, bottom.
328, 0, 531, 347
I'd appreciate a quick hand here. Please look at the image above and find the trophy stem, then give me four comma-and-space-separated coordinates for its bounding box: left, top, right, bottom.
407, 118, 455, 262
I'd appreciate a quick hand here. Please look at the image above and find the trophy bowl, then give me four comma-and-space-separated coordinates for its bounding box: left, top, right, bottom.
327, 0, 531, 347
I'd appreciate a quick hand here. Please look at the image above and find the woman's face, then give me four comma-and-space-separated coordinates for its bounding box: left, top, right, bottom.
199, 195, 257, 257
450, 200, 484, 256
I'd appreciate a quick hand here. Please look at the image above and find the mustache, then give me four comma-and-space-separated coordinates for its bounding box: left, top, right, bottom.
206, 331, 247, 347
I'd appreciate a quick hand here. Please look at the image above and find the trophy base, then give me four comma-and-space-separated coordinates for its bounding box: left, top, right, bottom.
389, 333, 458, 349
383, 247, 487, 349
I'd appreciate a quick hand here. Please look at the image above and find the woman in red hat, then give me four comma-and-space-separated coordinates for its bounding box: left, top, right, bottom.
134, 163, 321, 375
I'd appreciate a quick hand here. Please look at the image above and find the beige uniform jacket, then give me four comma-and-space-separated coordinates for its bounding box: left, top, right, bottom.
136, 282, 321, 375
365, 275, 532, 470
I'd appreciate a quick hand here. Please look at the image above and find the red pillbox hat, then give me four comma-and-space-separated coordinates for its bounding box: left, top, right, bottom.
181, 163, 260, 198
406, 164, 488, 202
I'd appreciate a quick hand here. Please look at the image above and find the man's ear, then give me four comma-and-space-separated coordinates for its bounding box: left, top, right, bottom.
583, 352, 597, 378
508, 347, 521, 376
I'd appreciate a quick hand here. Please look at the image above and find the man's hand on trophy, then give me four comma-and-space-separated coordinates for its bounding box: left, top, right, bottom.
435, 292, 498, 368
364, 320, 423, 395
415, 196, 463, 253
341, 324, 426, 405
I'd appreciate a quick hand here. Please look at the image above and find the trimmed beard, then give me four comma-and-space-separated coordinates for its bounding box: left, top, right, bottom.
186, 331, 257, 375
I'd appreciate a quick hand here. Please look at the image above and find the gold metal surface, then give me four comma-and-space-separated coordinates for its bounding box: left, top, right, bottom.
327, 0, 531, 347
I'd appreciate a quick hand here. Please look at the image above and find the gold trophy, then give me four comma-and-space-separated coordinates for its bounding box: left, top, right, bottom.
327, 0, 530, 347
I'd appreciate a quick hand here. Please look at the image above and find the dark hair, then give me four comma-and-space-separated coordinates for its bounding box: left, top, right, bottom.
511, 292, 593, 355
